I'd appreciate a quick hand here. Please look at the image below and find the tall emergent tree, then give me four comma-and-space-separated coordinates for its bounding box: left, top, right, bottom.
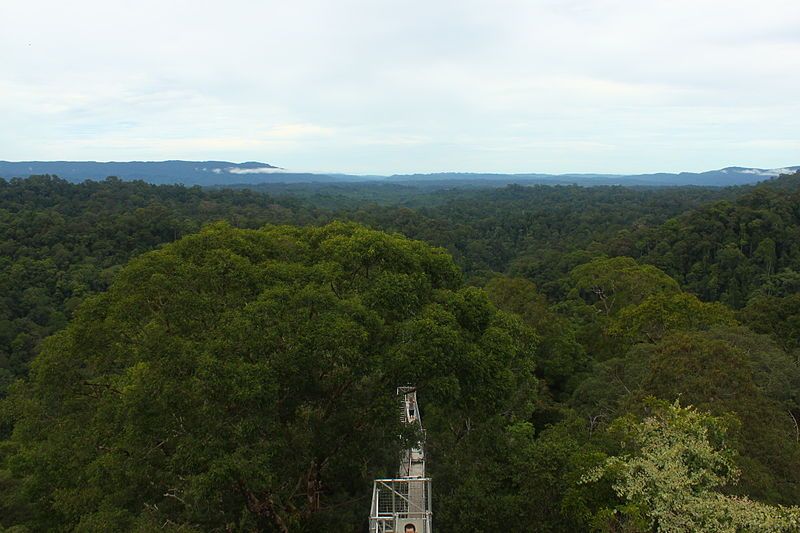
0, 222, 538, 531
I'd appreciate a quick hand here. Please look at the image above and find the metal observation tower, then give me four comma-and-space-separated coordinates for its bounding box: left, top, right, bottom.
369, 386, 433, 532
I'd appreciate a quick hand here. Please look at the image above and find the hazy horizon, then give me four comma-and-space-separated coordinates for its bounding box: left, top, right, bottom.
2, 160, 799, 191
0, 159, 799, 178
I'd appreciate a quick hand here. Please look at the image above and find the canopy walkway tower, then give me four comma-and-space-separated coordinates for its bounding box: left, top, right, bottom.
369, 386, 432, 533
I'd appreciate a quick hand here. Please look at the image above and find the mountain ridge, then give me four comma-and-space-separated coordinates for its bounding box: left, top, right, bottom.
0, 160, 797, 187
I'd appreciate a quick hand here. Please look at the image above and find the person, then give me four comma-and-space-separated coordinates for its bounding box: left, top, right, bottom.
403, 524, 416, 533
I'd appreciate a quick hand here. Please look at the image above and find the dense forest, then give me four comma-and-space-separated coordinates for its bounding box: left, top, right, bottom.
2, 172, 800, 531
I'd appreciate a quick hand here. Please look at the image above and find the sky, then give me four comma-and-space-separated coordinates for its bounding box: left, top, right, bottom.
1, 0, 799, 175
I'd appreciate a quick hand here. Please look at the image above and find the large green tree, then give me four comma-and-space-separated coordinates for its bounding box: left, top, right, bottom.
484, 276, 587, 397
585, 401, 800, 533
0, 222, 538, 531
573, 328, 800, 505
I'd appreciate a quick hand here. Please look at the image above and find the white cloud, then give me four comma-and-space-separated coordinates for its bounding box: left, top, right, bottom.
740, 167, 797, 176
227, 167, 285, 174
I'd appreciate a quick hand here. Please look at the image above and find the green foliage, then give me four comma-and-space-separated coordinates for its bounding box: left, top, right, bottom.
0, 222, 537, 531
0, 176, 732, 397
608, 292, 737, 345
568, 257, 680, 316
0, 176, 327, 396
485, 277, 587, 396
435, 414, 613, 532
584, 401, 800, 533
574, 328, 800, 505
626, 175, 800, 308
562, 257, 682, 361
334, 183, 735, 294
740, 293, 800, 359
2, 173, 800, 530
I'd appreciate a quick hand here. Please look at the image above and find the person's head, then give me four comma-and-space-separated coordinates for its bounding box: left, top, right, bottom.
404, 524, 416, 533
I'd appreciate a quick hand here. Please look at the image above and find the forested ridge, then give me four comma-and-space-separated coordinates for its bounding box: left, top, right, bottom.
2, 172, 800, 531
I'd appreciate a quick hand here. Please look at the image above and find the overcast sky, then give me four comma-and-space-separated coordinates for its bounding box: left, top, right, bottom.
1, 0, 799, 174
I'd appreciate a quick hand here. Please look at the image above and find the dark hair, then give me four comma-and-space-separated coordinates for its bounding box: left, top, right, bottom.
404, 524, 416, 532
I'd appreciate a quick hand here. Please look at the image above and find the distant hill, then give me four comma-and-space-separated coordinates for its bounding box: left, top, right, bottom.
0, 160, 353, 186
0, 160, 797, 187
386, 166, 800, 187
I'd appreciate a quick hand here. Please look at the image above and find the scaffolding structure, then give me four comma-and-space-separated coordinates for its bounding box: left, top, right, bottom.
369, 387, 432, 533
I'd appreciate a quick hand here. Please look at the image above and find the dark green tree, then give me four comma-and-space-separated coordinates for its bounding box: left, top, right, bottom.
0, 222, 538, 531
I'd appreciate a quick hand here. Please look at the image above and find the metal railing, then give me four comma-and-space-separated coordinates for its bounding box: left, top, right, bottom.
369, 387, 432, 532
369, 478, 432, 533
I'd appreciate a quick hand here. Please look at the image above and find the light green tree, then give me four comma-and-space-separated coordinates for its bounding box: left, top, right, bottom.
608, 292, 737, 344
584, 401, 800, 533
568, 257, 680, 317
